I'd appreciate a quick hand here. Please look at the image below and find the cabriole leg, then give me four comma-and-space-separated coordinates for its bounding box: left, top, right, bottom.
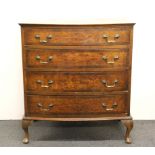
121, 119, 133, 144
22, 119, 32, 144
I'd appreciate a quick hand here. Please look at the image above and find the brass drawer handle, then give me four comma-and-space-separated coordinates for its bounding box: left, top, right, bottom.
35, 34, 52, 44
102, 102, 118, 111
102, 55, 119, 64
103, 34, 120, 43
36, 80, 54, 88
37, 103, 54, 112
35, 55, 53, 64
40, 40, 47, 43
101, 79, 118, 88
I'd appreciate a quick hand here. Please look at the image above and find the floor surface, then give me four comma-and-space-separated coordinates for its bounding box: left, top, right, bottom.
0, 120, 154, 147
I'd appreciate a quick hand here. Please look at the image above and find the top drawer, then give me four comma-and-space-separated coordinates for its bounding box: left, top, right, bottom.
23, 27, 130, 46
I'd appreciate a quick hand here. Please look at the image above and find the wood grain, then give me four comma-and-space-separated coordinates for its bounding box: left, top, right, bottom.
26, 71, 128, 92
26, 48, 129, 69
27, 94, 128, 115
24, 27, 130, 46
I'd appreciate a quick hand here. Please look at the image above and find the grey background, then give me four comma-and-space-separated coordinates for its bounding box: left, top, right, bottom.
0, 120, 154, 147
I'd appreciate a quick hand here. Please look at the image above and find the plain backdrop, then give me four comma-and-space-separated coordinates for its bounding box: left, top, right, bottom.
0, 0, 155, 120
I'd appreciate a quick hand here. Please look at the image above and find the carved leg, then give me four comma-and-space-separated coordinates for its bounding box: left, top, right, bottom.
121, 119, 133, 144
22, 119, 32, 144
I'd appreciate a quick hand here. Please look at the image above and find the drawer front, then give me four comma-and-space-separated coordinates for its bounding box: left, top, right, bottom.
24, 28, 130, 45
26, 49, 128, 69
27, 94, 127, 115
27, 71, 128, 92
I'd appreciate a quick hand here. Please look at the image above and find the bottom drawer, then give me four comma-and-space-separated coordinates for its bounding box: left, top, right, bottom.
27, 94, 128, 115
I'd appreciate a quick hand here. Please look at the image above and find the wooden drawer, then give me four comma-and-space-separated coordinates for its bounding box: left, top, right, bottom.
27, 71, 128, 92
27, 94, 127, 115
26, 49, 128, 69
24, 27, 130, 46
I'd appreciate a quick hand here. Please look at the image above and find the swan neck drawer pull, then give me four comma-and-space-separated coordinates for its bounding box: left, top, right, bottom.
103, 34, 120, 43
36, 80, 54, 88
102, 55, 119, 64
101, 79, 118, 88
102, 102, 118, 111
35, 55, 53, 64
35, 34, 52, 43
37, 103, 54, 112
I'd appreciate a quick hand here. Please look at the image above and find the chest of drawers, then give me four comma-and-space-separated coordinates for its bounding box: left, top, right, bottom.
20, 23, 134, 144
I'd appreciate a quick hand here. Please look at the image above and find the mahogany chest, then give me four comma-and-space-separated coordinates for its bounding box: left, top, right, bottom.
20, 22, 134, 144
